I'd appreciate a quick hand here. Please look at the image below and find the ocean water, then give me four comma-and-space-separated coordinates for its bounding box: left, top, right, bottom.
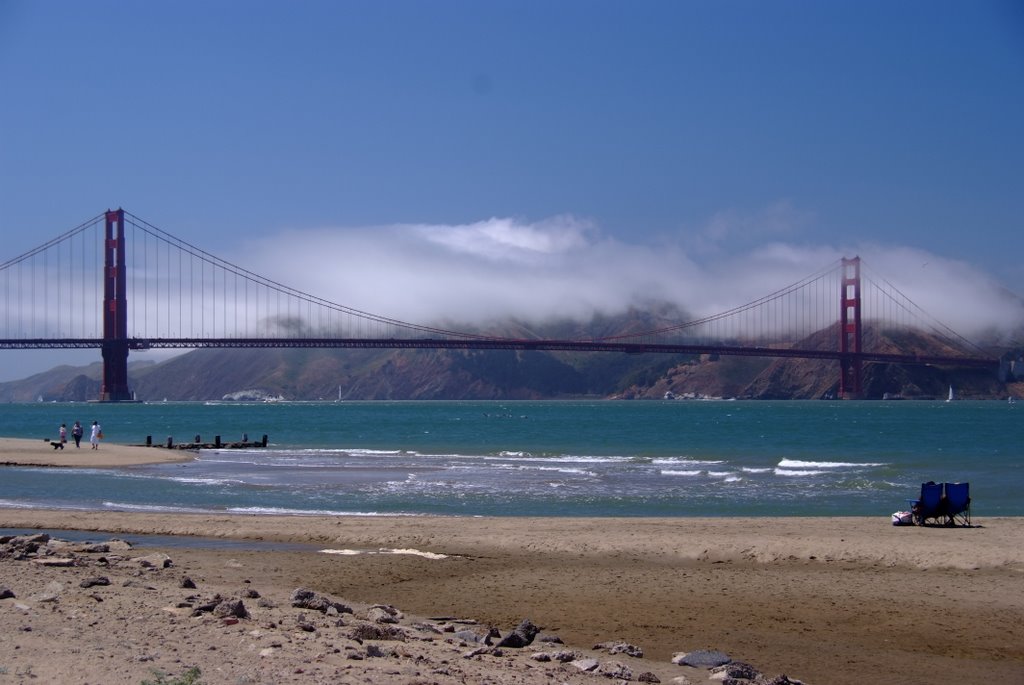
1, 400, 1020, 517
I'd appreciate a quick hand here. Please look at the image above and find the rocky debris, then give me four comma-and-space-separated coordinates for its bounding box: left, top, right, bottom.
601, 660, 633, 679
0, 532, 813, 685
1, 533, 50, 553
290, 587, 352, 615
494, 617, 540, 648
569, 657, 600, 672
709, 661, 762, 680
673, 649, 732, 668
133, 552, 172, 569
453, 626, 501, 645
362, 603, 401, 623
79, 576, 110, 588
348, 623, 408, 642
595, 640, 644, 658
78, 542, 111, 553
211, 597, 249, 619
706, 659, 807, 684
31, 557, 76, 567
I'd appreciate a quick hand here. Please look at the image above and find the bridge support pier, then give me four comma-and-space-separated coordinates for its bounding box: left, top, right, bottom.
99, 208, 134, 402
839, 257, 863, 399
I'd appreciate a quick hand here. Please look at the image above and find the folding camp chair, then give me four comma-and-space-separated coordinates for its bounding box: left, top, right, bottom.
942, 482, 971, 527
911, 481, 944, 526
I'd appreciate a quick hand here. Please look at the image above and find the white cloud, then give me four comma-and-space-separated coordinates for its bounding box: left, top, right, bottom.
240, 211, 1023, 342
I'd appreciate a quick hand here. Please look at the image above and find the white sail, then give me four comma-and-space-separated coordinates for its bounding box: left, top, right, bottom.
947, 386, 954, 402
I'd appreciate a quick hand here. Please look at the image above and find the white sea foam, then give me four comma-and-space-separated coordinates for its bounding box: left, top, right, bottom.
741, 467, 773, 473
777, 458, 886, 469
319, 548, 449, 559
506, 464, 597, 477
660, 469, 703, 477
168, 477, 244, 486
651, 457, 726, 466
486, 454, 633, 464
773, 469, 826, 477
102, 501, 214, 514
227, 506, 398, 516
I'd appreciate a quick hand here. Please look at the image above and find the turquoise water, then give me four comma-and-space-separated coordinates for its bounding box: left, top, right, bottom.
1, 400, 1020, 517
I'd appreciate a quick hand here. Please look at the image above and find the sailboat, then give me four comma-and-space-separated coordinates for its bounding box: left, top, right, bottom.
946, 386, 955, 402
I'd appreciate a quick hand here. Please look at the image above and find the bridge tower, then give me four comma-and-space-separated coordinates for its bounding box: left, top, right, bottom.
839, 256, 863, 399
100, 208, 133, 401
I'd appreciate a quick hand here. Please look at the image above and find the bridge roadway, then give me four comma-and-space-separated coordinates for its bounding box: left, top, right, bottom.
0, 337, 999, 369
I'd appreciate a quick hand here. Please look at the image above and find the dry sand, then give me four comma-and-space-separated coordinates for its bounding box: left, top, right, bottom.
2, 440, 1023, 684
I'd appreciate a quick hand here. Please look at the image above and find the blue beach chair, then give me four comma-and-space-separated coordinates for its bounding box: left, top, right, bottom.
942, 482, 971, 527
911, 481, 944, 526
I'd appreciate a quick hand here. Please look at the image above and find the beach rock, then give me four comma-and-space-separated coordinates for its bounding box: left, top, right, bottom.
134, 553, 172, 569
495, 618, 540, 648
637, 672, 661, 683
11, 533, 50, 548
569, 657, 600, 672
0, 587, 15, 599
596, 640, 645, 658
79, 543, 111, 553
673, 649, 731, 668
212, 598, 249, 619
709, 661, 761, 681
601, 660, 633, 680
31, 557, 76, 567
290, 587, 352, 614
180, 576, 197, 589
364, 604, 401, 623
33, 581, 64, 602
454, 626, 501, 645
348, 623, 407, 642
191, 594, 225, 615
79, 576, 111, 588
762, 676, 804, 685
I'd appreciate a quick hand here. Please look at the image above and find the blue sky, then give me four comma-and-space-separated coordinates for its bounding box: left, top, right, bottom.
0, 1, 1022, 379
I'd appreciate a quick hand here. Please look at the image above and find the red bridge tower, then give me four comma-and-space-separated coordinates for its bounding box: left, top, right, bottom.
100, 208, 133, 401
839, 256, 863, 399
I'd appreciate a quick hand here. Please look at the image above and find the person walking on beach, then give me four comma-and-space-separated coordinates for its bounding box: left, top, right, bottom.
58, 423, 67, 449
90, 421, 101, 450
71, 421, 83, 448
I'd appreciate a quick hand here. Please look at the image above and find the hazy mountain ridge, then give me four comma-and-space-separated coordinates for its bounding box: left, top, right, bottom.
2, 309, 1021, 402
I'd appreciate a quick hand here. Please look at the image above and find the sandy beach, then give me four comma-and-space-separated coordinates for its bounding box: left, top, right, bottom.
2, 440, 1023, 684
0, 436, 195, 468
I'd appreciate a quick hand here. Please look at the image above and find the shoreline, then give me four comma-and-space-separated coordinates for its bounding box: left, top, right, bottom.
2, 510, 1024, 684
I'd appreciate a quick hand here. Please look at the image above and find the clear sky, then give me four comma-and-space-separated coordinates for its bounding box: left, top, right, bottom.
0, 0, 1022, 380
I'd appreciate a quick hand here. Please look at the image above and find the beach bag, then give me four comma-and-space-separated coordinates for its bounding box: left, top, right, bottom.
98, 431, 104, 440
891, 510, 913, 526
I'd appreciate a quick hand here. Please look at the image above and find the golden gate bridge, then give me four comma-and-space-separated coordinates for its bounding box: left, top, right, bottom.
0, 209, 998, 401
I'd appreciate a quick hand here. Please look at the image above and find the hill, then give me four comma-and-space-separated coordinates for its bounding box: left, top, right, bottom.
1, 311, 1020, 402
